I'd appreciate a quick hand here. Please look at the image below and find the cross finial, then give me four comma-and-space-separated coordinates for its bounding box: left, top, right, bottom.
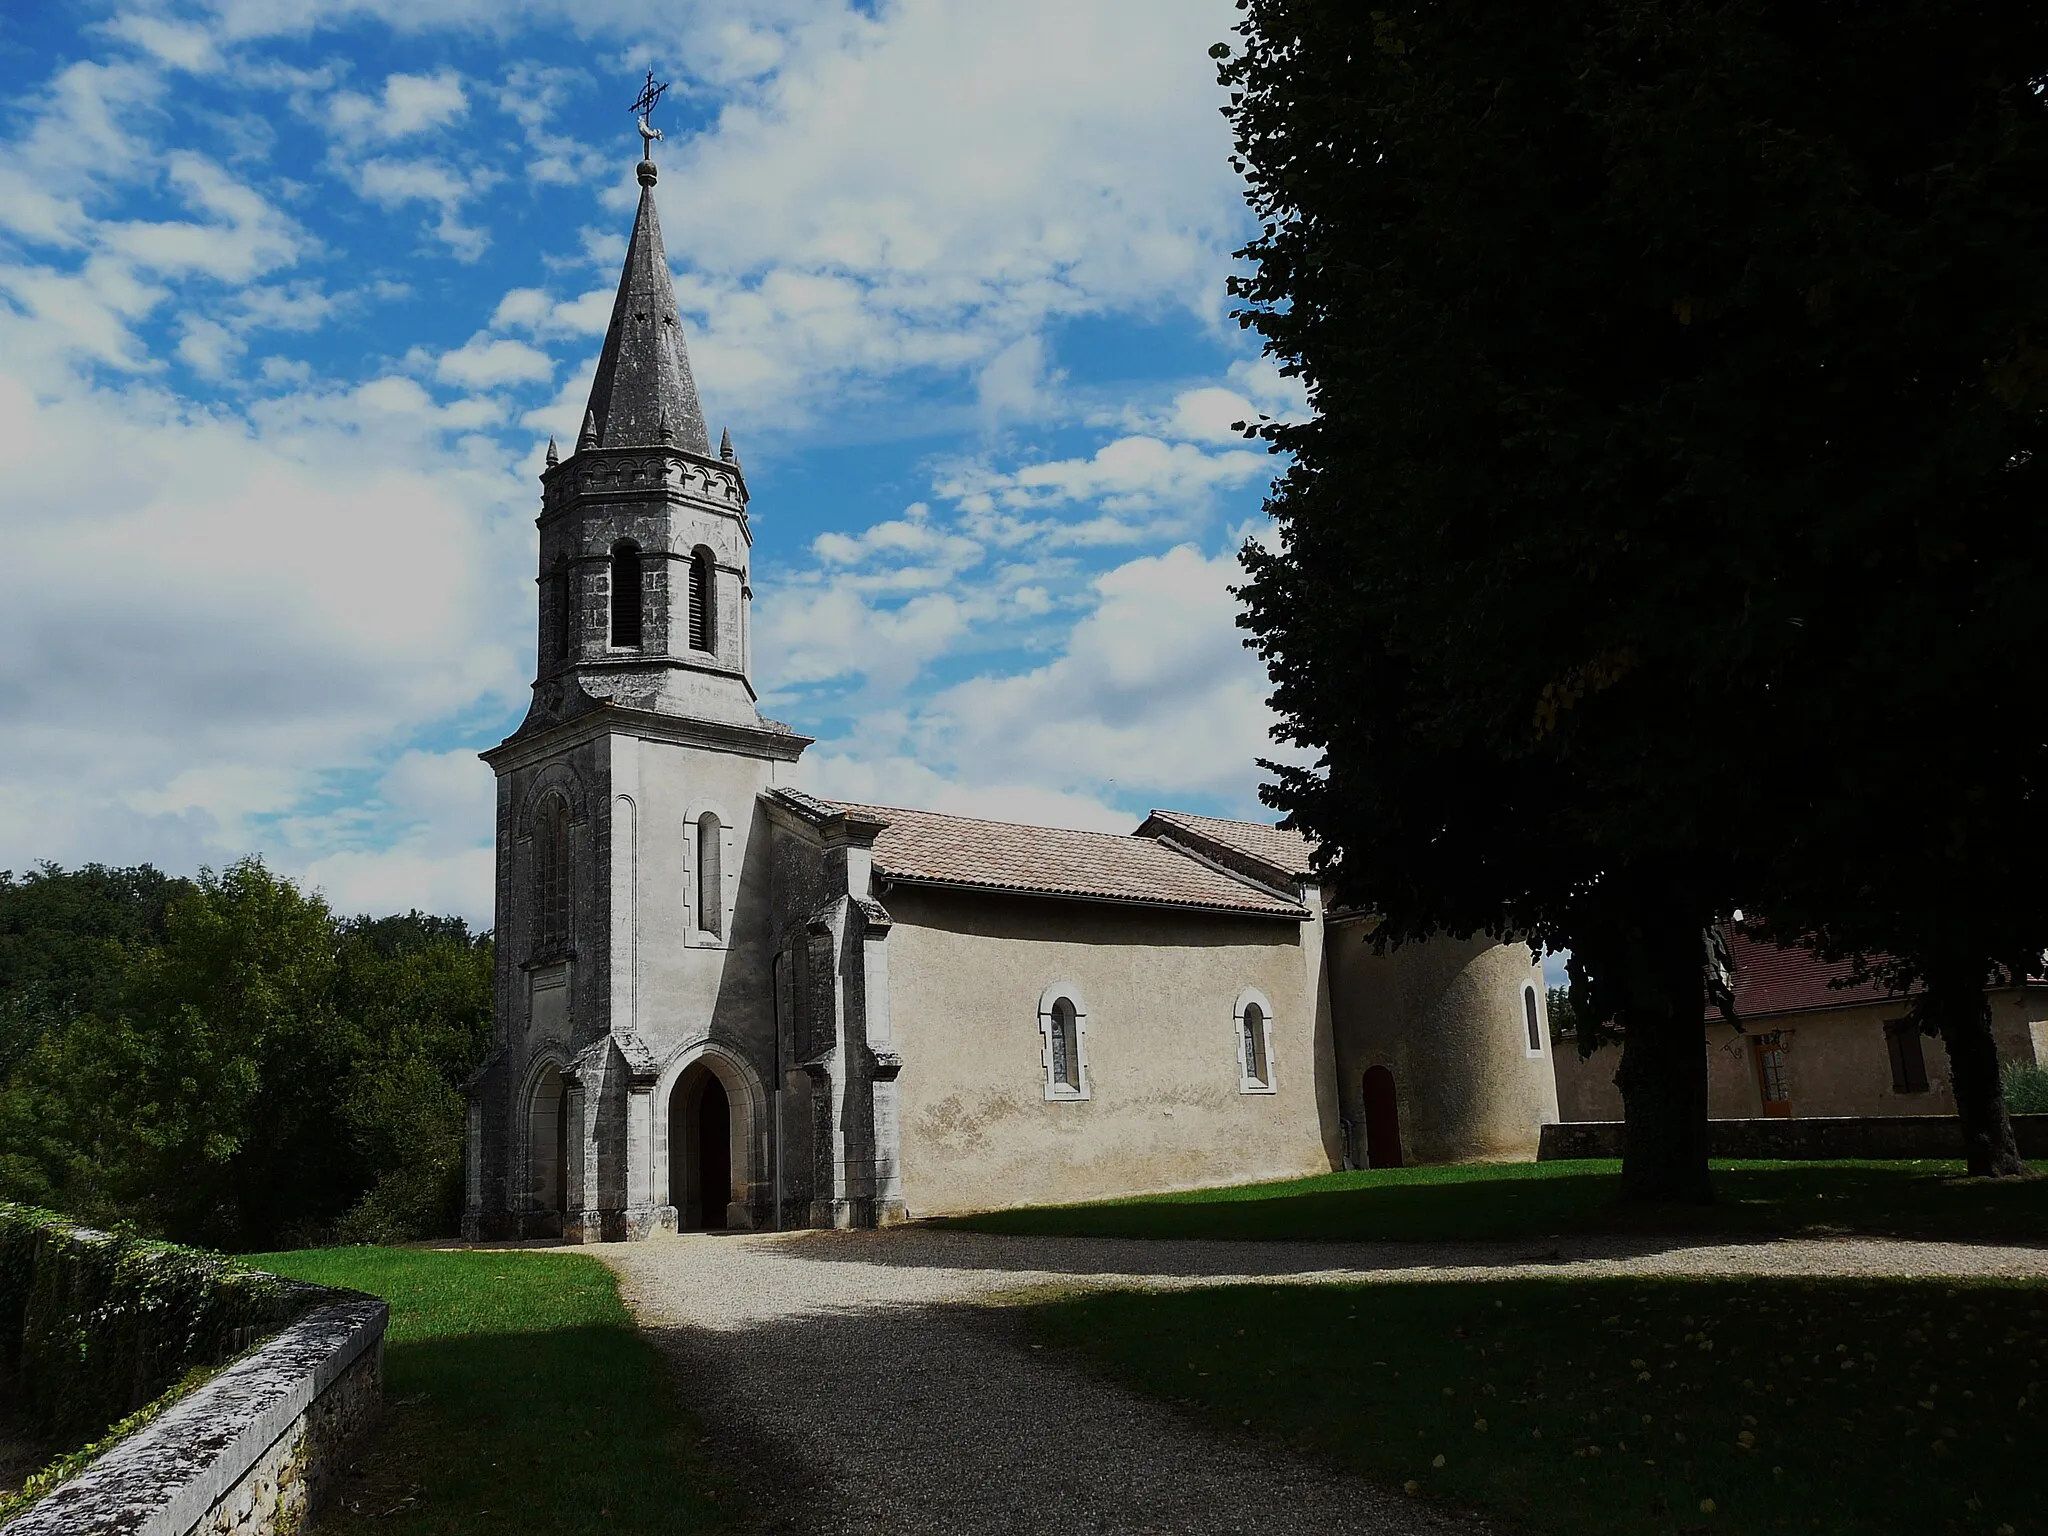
631, 69, 670, 164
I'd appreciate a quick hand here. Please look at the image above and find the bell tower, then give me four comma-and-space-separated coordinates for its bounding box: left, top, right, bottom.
468, 131, 809, 1244
526, 153, 761, 732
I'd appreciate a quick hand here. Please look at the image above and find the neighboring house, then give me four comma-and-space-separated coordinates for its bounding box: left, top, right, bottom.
460, 148, 1558, 1241
1552, 929, 2048, 1122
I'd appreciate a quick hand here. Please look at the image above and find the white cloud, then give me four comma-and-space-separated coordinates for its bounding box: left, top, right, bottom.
350, 156, 497, 260
327, 70, 468, 143
0, 353, 528, 909
786, 544, 1290, 827
435, 333, 555, 389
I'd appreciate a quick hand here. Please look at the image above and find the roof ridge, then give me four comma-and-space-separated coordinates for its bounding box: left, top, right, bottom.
828, 798, 1146, 843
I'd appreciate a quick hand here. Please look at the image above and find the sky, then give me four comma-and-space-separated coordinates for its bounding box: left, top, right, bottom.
0, 0, 1312, 928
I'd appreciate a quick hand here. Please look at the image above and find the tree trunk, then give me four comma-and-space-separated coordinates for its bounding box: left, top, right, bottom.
1613, 914, 1714, 1203
1921, 966, 2028, 1178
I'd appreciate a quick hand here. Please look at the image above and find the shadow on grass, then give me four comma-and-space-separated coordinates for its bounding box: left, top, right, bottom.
250, 1247, 749, 1536
934, 1159, 2048, 1248
1027, 1273, 2048, 1536
317, 1325, 740, 1535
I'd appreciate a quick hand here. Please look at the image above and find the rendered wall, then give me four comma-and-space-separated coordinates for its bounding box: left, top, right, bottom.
1325, 925, 1557, 1164
883, 887, 1337, 1216
1550, 989, 2048, 1123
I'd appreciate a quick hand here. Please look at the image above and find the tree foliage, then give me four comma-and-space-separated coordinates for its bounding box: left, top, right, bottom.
1221, 1, 2048, 1191
0, 862, 492, 1248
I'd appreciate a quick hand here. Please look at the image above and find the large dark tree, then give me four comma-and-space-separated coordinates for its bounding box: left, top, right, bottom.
1222, 2, 2048, 1195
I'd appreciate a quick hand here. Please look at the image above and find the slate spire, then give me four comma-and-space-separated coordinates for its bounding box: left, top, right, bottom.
580, 158, 711, 455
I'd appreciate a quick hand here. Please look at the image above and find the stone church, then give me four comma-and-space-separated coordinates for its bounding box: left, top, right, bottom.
461, 150, 1557, 1241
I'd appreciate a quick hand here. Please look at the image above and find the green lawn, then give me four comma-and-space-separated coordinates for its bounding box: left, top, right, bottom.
945, 1158, 2048, 1245
1028, 1276, 2048, 1536
252, 1247, 746, 1535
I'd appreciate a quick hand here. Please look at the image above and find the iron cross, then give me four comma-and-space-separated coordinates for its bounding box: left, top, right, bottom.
631, 70, 670, 158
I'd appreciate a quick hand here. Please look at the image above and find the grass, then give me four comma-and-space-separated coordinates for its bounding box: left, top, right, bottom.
1027, 1275, 2048, 1536
945, 1158, 2048, 1245
252, 1247, 746, 1535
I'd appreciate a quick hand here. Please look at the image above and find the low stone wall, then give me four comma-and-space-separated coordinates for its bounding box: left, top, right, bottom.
2, 1291, 386, 1536
1540, 1113, 2048, 1161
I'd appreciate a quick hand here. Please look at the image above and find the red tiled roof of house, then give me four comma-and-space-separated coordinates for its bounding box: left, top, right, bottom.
1717, 929, 1910, 1021
821, 800, 1308, 918
1137, 808, 1318, 879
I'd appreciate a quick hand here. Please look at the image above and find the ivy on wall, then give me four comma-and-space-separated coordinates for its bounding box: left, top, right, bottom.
0, 1202, 301, 1448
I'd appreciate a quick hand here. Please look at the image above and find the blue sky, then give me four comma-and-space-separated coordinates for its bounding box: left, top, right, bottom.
0, 0, 1309, 924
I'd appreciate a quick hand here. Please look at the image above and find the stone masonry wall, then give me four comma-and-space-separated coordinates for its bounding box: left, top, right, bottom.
2, 1293, 385, 1536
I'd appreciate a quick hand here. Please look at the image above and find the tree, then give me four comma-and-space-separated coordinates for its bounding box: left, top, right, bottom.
1220, 1, 2048, 1195
0, 865, 498, 1246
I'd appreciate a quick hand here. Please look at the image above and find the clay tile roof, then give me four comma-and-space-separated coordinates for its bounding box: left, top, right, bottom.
824, 801, 1307, 918
1714, 930, 1909, 1021
1138, 808, 1318, 879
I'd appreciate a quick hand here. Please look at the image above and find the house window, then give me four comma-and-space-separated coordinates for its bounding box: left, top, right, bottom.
696, 813, 723, 938
688, 548, 715, 653
1038, 986, 1089, 1101
1886, 1019, 1930, 1094
1753, 1034, 1791, 1117
1522, 984, 1544, 1054
611, 542, 643, 649
534, 794, 571, 951
1234, 988, 1277, 1093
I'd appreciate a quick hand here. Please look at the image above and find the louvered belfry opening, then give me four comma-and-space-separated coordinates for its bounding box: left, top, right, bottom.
611, 541, 643, 648
688, 548, 713, 653
547, 562, 571, 662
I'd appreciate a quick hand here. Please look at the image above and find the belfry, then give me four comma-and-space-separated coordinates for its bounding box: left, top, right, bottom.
462, 126, 1559, 1242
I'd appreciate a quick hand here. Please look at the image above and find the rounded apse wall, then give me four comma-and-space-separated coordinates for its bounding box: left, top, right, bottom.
1326, 928, 1559, 1165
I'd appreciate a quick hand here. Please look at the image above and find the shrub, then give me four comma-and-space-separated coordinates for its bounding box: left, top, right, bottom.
2002, 1062, 2048, 1116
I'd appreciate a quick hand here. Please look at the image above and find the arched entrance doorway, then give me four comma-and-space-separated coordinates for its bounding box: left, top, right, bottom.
527, 1061, 570, 1231
669, 1060, 737, 1229
1362, 1065, 1402, 1169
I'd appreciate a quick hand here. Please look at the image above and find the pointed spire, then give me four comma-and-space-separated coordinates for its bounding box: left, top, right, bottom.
719, 427, 734, 463
577, 408, 598, 452
579, 161, 711, 455
658, 406, 675, 446
544, 436, 559, 467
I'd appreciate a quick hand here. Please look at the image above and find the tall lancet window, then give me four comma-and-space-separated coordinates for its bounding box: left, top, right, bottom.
689, 548, 715, 653
610, 542, 643, 649
535, 795, 572, 952
696, 813, 723, 937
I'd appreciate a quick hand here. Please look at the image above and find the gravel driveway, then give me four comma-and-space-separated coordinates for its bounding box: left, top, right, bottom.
600, 1228, 2046, 1535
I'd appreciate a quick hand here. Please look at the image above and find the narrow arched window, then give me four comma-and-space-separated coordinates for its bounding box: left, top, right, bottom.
611, 541, 642, 649
688, 548, 714, 653
547, 562, 571, 663
1050, 998, 1079, 1090
1523, 984, 1544, 1054
1242, 1001, 1268, 1086
535, 795, 571, 950
696, 813, 723, 937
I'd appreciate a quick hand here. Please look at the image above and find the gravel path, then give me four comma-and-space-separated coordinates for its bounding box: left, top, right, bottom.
601, 1228, 2046, 1535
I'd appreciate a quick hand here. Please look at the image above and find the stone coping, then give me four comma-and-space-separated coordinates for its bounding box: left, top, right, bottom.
1, 1289, 387, 1536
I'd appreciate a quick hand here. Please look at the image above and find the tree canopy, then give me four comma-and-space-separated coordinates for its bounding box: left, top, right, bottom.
1222, 1, 2048, 1190
0, 861, 492, 1248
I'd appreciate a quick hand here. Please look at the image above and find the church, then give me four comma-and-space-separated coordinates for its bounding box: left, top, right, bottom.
461, 148, 1558, 1241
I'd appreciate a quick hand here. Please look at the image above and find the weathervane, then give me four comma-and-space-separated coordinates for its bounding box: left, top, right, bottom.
631, 69, 670, 160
